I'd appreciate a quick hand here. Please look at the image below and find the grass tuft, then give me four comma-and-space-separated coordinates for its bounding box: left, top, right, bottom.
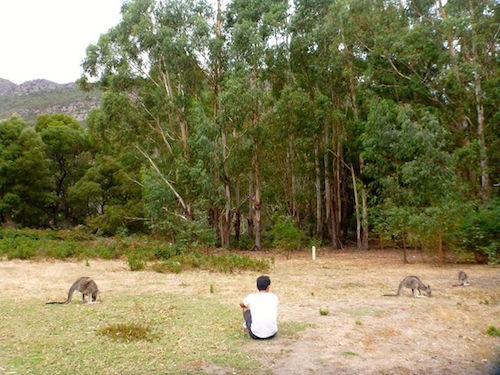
98, 323, 155, 342
127, 253, 145, 271
342, 351, 359, 357
486, 326, 500, 337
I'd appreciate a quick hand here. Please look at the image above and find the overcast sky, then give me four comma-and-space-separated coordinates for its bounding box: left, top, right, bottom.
0, 0, 124, 84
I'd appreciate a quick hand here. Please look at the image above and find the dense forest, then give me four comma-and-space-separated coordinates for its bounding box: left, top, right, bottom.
0, 0, 498, 262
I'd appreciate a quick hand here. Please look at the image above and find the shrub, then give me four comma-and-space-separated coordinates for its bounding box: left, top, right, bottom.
127, 253, 145, 271
151, 252, 270, 274
271, 216, 304, 253
458, 199, 500, 264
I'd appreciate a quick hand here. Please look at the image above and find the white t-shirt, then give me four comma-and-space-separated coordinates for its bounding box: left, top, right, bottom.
243, 292, 278, 338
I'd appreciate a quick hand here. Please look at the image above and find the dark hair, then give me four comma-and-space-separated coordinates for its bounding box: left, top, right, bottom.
256, 275, 271, 291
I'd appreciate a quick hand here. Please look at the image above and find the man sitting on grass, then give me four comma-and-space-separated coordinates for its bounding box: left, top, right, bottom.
239, 275, 278, 340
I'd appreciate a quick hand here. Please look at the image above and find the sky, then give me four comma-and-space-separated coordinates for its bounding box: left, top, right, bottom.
0, 0, 124, 84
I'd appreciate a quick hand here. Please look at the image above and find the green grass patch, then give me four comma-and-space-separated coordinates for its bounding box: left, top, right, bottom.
278, 321, 313, 337
342, 351, 359, 357
0, 294, 261, 374
486, 326, 500, 337
98, 323, 156, 342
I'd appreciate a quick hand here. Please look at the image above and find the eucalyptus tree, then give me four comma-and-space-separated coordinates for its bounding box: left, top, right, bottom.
35, 114, 90, 226
362, 100, 458, 263
0, 117, 53, 226
68, 155, 142, 234
435, 0, 498, 202
81, 0, 214, 236
225, 0, 289, 249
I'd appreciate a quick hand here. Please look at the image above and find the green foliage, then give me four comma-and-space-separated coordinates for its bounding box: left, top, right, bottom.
272, 216, 304, 251
1, 0, 498, 261
35, 114, 91, 225
0, 117, 53, 226
127, 253, 145, 271
364, 101, 465, 251
152, 252, 271, 274
486, 326, 500, 337
458, 200, 500, 264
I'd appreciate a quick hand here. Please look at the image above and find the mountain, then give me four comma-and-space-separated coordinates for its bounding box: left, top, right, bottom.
0, 78, 100, 123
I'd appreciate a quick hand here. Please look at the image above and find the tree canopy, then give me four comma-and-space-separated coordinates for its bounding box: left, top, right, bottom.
2, 0, 498, 262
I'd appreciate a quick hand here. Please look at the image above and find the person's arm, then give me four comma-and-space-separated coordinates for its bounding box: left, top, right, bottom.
239, 300, 247, 309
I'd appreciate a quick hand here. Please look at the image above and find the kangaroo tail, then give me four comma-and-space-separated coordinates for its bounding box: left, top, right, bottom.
45, 301, 66, 304
382, 294, 399, 297
65, 283, 78, 304
396, 282, 403, 296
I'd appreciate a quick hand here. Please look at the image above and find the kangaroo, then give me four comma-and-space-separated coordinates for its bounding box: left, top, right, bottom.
453, 270, 470, 287
384, 276, 431, 297
46, 277, 99, 304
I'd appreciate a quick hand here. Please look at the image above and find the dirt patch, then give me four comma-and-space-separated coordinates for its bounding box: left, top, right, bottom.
0, 249, 499, 374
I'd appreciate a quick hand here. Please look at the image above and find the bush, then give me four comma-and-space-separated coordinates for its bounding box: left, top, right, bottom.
271, 216, 304, 256
233, 234, 254, 250
127, 253, 145, 271
151, 252, 271, 274
459, 200, 500, 264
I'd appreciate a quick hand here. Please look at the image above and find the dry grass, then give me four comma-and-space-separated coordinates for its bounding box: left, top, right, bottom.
0, 249, 499, 374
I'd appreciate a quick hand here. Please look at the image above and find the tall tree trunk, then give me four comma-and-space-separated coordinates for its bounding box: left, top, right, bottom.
350, 165, 362, 250
214, 0, 231, 248
470, 0, 489, 202
324, 127, 331, 239
288, 136, 298, 223
438, 0, 456, 60
254, 141, 262, 250
248, 172, 254, 238
314, 142, 322, 238
331, 155, 342, 250
359, 156, 369, 250
336, 141, 342, 237
234, 178, 241, 242
221, 122, 231, 248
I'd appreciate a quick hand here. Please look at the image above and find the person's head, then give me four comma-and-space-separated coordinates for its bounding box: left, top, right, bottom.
256, 275, 271, 291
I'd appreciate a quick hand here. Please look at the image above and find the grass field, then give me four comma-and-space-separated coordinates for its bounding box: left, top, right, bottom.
0, 249, 499, 374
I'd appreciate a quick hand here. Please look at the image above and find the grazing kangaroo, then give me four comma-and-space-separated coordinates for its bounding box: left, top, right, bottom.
453, 270, 470, 287
46, 277, 99, 304
384, 276, 431, 297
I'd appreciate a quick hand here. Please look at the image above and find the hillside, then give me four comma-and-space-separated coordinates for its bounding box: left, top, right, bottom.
0, 78, 100, 123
